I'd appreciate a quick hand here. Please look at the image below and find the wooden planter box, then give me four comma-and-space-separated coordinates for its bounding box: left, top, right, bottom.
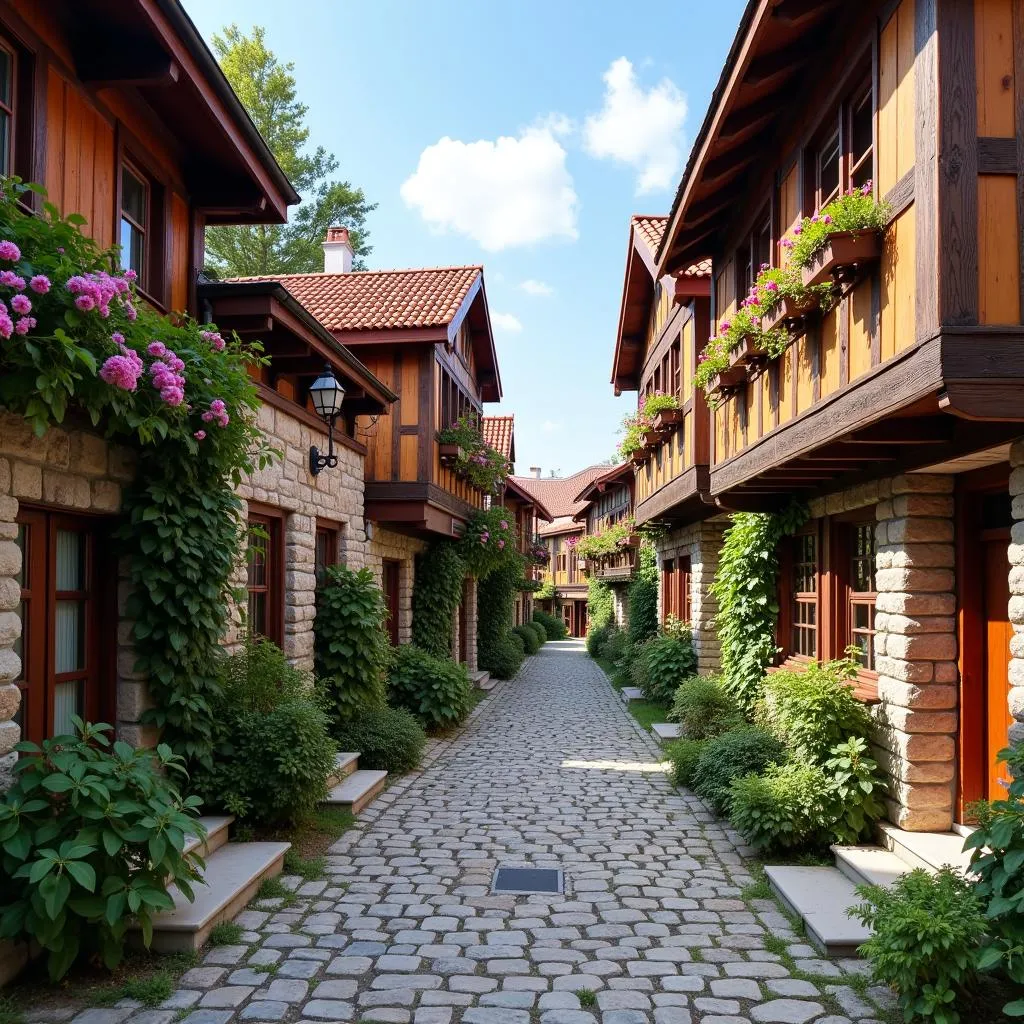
707, 365, 747, 400
728, 334, 769, 368
653, 407, 683, 432
621, 534, 641, 549
631, 448, 652, 467
760, 293, 819, 335
642, 428, 662, 448
439, 443, 462, 467
801, 230, 881, 287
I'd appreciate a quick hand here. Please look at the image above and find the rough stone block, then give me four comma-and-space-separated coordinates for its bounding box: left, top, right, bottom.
10, 461, 40, 500
70, 432, 108, 476
0, 683, 20, 723
0, 720, 18, 756
877, 705, 957, 734
43, 471, 90, 509
875, 568, 954, 595
891, 474, 954, 495
884, 519, 954, 545
884, 633, 957, 662
876, 677, 957, 710
91, 480, 121, 512
875, 591, 956, 616
0, 648, 19, 685
892, 494, 954, 518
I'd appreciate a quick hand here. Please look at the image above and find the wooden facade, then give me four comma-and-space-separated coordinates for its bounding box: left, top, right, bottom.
574, 462, 638, 582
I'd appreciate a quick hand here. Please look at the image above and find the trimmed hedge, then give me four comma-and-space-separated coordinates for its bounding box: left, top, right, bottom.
690, 727, 786, 814
533, 609, 568, 640
331, 707, 426, 775
527, 621, 547, 645
387, 644, 472, 729
513, 624, 540, 654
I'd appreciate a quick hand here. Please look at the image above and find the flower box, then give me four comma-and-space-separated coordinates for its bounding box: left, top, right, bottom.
653, 407, 684, 432
728, 334, 768, 369
707, 366, 747, 399
631, 448, 652, 467
760, 293, 819, 335
801, 230, 881, 288
621, 534, 641, 549
439, 443, 462, 467
642, 428, 662, 448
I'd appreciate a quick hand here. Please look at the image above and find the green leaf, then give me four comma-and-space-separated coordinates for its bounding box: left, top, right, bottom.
65, 860, 96, 892
1005, 1001, 1024, 1017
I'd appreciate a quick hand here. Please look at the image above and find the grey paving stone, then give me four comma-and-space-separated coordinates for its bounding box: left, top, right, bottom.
711, 978, 762, 999
238, 1002, 288, 1021
178, 1014, 234, 1024
750, 1000, 825, 1023
70, 1013, 134, 1024
178, 969, 226, 990
302, 1000, 355, 1020
462, 1010, 531, 1024
198, 987, 254, 1009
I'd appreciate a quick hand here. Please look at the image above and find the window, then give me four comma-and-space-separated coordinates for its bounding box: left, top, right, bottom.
438, 364, 479, 431
679, 556, 692, 626
0, 39, 14, 177
848, 87, 873, 191
315, 520, 341, 576
847, 521, 877, 670
247, 513, 283, 645
738, 211, 772, 293
662, 559, 676, 623
14, 510, 111, 744
811, 78, 874, 212
120, 163, 148, 282
792, 528, 818, 658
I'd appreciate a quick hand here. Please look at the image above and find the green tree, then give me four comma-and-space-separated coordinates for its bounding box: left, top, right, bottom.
205, 25, 376, 276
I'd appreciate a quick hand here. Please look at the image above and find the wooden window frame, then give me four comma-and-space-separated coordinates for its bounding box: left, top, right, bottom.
116, 146, 168, 309
246, 508, 284, 647
790, 522, 820, 659
662, 559, 676, 623
830, 511, 878, 676
315, 518, 343, 576
736, 206, 773, 294
679, 555, 692, 626
0, 21, 39, 194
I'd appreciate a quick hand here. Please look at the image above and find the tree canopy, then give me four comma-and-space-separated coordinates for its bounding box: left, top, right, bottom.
205, 25, 376, 277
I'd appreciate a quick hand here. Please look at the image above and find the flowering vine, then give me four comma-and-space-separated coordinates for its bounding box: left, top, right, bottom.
436, 414, 511, 493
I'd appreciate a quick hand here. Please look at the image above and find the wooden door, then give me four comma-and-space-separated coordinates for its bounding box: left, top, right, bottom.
984, 534, 1013, 800
382, 560, 400, 647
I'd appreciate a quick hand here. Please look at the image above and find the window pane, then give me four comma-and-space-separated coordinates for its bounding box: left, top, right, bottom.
851, 522, 876, 593
819, 131, 840, 205
55, 530, 84, 590
248, 591, 267, 638
121, 166, 147, 224
54, 600, 85, 673
53, 680, 82, 736
248, 530, 267, 587
852, 95, 873, 166
120, 219, 144, 277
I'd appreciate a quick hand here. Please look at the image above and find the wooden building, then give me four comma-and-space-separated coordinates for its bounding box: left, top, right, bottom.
648, 0, 1024, 834
244, 234, 502, 667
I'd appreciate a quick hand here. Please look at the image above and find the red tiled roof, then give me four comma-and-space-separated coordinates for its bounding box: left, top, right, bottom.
538, 515, 584, 538
228, 266, 482, 332
482, 415, 514, 460
631, 218, 709, 279
511, 465, 611, 520
683, 258, 712, 278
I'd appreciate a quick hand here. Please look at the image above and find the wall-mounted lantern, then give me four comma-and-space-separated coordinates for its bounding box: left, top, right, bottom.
309, 364, 346, 476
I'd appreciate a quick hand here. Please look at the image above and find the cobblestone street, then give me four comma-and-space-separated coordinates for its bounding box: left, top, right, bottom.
49, 642, 895, 1024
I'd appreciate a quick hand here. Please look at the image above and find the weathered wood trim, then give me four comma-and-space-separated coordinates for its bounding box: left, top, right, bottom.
915, 0, 939, 341
391, 351, 402, 482
633, 466, 711, 527
639, 296, 696, 386
709, 338, 943, 494
256, 385, 367, 457
936, 0, 979, 326
839, 294, 850, 387
884, 167, 915, 220
977, 136, 1018, 174
1014, 0, 1024, 321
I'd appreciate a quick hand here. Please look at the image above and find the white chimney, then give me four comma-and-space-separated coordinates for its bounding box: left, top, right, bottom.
530, 466, 541, 479
323, 225, 354, 274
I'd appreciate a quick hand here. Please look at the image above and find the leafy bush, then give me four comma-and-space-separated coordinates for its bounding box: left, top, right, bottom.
478, 559, 526, 679
193, 637, 336, 825
413, 542, 466, 658
664, 738, 706, 787
825, 737, 888, 845
729, 762, 833, 851
527, 621, 547, 646
514, 624, 541, 655
586, 623, 614, 659
757, 655, 872, 762
315, 565, 391, 723
626, 543, 659, 646
668, 674, 741, 739
587, 576, 614, 632
533, 609, 567, 640
388, 644, 472, 729
603, 627, 628, 668
850, 868, 987, 1024
635, 630, 697, 705
0, 720, 205, 980
691, 727, 786, 814
330, 707, 426, 774
485, 630, 525, 679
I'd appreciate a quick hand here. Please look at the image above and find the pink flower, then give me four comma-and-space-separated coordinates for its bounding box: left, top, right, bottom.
793, 224, 803, 235
0, 315, 12, 340
99, 350, 144, 391
200, 330, 226, 352
719, 320, 731, 332
148, 341, 166, 357
0, 271, 23, 289
201, 411, 214, 423
210, 398, 226, 413
124, 302, 137, 321
13, 316, 35, 335
160, 386, 185, 406
111, 332, 125, 347
781, 238, 794, 249
29, 275, 50, 294
498, 539, 505, 549
75, 294, 95, 312
0, 240, 20, 261
10, 294, 29, 314
822, 214, 832, 225
861, 180, 872, 196
124, 269, 137, 282
500, 521, 509, 530
765, 281, 778, 292
193, 430, 206, 441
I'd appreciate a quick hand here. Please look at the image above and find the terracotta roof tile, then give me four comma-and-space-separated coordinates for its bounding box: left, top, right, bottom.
482, 415, 514, 460
228, 266, 482, 332
683, 258, 712, 278
511, 465, 611, 520
632, 216, 668, 257
538, 515, 584, 538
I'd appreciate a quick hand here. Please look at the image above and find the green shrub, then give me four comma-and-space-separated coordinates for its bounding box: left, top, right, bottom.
668, 674, 741, 739
193, 636, 336, 825
626, 543, 658, 646
825, 737, 888, 844
664, 738, 706, 787
691, 727, 787, 814
412, 542, 466, 658
388, 644, 472, 729
478, 560, 526, 679
635, 630, 697, 705
603, 627, 628, 667
331, 707, 426, 774
729, 762, 833, 851
850, 868, 987, 1024
315, 565, 391, 723
757, 655, 872, 762
527, 620, 547, 645
0, 720, 205, 980
485, 630, 525, 679
586, 623, 614, 658
514, 624, 541, 655
533, 609, 567, 640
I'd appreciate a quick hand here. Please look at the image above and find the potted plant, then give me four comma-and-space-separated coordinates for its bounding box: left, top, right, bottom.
435, 415, 511, 493
786, 182, 888, 288
728, 333, 769, 368
643, 391, 683, 433
618, 411, 653, 462
707, 365, 748, 398
439, 443, 462, 466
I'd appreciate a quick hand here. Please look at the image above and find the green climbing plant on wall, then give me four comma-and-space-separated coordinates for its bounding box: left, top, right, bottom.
587, 576, 614, 633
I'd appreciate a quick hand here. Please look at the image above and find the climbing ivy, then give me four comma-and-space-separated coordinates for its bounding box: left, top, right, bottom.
587, 576, 614, 633
411, 542, 466, 658
626, 542, 659, 647
477, 557, 526, 679
711, 501, 808, 711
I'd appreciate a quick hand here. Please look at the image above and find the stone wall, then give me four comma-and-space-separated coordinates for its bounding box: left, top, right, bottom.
656, 517, 728, 673
367, 526, 427, 647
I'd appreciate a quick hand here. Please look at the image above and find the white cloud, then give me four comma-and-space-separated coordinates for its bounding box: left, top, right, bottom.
583, 57, 687, 194
400, 121, 578, 251
519, 278, 554, 297
541, 420, 563, 433
491, 312, 523, 333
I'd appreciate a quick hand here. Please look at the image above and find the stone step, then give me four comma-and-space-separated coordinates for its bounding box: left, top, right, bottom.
620, 687, 644, 702
182, 815, 234, 860
322, 769, 388, 814
471, 670, 495, 691
832, 845, 908, 889
765, 864, 872, 957
327, 751, 360, 787
878, 823, 974, 875
144, 841, 289, 952
651, 723, 681, 744
953, 822, 978, 840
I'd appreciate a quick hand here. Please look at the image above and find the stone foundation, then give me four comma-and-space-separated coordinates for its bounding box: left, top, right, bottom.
655, 518, 728, 673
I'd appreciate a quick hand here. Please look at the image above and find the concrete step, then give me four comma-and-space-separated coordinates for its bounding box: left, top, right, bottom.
145, 841, 289, 952
651, 723, 681, 744
328, 751, 360, 787
953, 822, 978, 840
765, 864, 872, 957
471, 670, 495, 691
832, 845, 908, 889
183, 815, 234, 859
878, 823, 974, 875
322, 769, 388, 814
620, 687, 644, 702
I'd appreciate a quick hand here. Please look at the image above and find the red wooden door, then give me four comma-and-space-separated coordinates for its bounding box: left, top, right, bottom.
984, 535, 1013, 801
382, 560, 400, 647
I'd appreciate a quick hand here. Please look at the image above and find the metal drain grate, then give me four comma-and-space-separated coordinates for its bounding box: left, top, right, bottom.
492, 866, 564, 895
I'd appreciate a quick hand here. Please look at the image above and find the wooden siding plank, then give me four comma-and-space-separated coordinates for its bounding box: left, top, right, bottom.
796, 335, 815, 415
400, 356, 419, 426
897, 0, 918, 182
399, 435, 418, 481
44, 69, 65, 211
879, 8, 900, 195
169, 192, 189, 311
895, 203, 918, 352
915, 0, 939, 339
820, 306, 842, 398
976, 0, 1016, 136
850, 277, 874, 380
978, 173, 1021, 321
91, 119, 115, 249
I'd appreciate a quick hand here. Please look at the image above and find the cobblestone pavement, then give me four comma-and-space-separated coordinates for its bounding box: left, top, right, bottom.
49, 641, 897, 1024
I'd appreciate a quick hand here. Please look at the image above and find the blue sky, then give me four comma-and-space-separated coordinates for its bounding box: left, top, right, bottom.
183, 0, 746, 476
